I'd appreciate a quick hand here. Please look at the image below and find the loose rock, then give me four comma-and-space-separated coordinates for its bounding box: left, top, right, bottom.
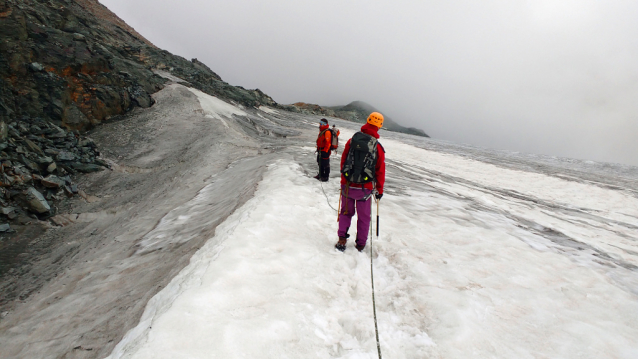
41, 175, 66, 188
57, 151, 77, 161
25, 187, 50, 214
47, 162, 57, 173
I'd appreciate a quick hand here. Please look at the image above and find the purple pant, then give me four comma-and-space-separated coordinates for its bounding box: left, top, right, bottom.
338, 185, 373, 246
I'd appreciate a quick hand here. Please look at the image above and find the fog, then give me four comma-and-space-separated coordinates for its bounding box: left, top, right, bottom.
100, 0, 638, 166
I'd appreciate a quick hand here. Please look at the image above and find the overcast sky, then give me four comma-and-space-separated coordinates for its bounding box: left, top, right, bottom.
101, 0, 638, 166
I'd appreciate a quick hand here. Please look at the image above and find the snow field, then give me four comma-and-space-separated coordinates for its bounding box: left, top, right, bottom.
377, 187, 638, 358
374, 131, 638, 280
109, 159, 434, 358
109, 150, 638, 358
107, 95, 638, 358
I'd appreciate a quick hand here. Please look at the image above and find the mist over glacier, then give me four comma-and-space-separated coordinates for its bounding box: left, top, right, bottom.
101, 0, 638, 166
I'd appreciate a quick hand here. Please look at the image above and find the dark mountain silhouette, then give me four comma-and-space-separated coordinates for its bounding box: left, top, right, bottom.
329, 101, 429, 137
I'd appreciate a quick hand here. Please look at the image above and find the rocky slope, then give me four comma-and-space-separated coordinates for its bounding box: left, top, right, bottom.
0, 0, 302, 245
0, 0, 293, 130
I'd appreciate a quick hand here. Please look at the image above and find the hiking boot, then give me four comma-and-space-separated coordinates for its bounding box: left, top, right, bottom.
355, 243, 366, 252
313, 174, 321, 180
320, 177, 329, 182
335, 237, 347, 252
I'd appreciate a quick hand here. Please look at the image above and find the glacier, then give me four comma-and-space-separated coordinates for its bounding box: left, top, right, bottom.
105, 88, 638, 359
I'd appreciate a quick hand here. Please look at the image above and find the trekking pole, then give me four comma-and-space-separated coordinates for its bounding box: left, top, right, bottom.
376, 197, 379, 237
337, 188, 342, 222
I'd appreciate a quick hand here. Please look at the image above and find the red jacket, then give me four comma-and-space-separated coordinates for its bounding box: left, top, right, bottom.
316, 124, 332, 155
340, 123, 386, 194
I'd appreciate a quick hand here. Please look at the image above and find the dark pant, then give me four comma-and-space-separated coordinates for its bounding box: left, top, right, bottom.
317, 151, 330, 179
338, 185, 373, 246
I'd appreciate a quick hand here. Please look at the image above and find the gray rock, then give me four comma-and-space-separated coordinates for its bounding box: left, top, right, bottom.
29, 63, 45, 72
25, 187, 50, 214
45, 148, 61, 156
41, 175, 66, 188
1, 173, 14, 186
73, 33, 86, 41
36, 156, 54, 165
94, 158, 109, 168
0, 207, 15, 215
47, 132, 67, 139
19, 156, 40, 172
57, 151, 77, 161
47, 162, 57, 173
0, 121, 7, 143
63, 104, 90, 129
0, 223, 10, 232
24, 139, 45, 156
17, 123, 29, 134
78, 138, 94, 147
8, 126, 21, 138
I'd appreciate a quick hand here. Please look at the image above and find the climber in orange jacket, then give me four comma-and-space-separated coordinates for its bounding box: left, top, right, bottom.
314, 118, 332, 182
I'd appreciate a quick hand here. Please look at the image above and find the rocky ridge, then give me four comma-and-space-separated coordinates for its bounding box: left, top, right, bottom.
0, 0, 301, 238
0, 0, 295, 132
292, 100, 429, 137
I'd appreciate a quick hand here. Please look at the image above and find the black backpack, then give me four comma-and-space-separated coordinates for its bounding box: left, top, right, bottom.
341, 132, 378, 184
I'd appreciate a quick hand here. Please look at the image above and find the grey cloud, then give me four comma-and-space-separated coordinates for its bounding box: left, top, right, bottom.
102, 0, 638, 166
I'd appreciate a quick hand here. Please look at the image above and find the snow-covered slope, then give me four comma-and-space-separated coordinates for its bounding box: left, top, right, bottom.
105, 92, 638, 358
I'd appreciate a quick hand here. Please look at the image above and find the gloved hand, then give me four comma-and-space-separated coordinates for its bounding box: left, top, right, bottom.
375, 192, 383, 200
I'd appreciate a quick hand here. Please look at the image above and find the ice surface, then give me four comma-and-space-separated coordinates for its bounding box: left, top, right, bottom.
188, 88, 247, 121
258, 106, 280, 115
108, 131, 638, 358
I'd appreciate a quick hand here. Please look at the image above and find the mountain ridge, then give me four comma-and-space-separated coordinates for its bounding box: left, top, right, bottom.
292, 101, 429, 137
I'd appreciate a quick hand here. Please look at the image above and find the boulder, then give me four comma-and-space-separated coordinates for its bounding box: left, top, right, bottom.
35, 156, 54, 165
41, 175, 66, 188
0, 207, 15, 215
25, 187, 50, 214
57, 151, 77, 161
63, 104, 90, 129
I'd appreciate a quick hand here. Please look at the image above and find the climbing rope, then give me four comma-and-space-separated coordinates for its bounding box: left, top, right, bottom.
320, 180, 339, 213
324, 178, 382, 358
369, 198, 383, 359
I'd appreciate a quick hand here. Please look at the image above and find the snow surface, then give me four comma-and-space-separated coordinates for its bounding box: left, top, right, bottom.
189, 88, 247, 122
107, 131, 638, 358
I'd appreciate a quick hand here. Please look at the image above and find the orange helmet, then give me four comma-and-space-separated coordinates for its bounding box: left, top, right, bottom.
367, 112, 384, 128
